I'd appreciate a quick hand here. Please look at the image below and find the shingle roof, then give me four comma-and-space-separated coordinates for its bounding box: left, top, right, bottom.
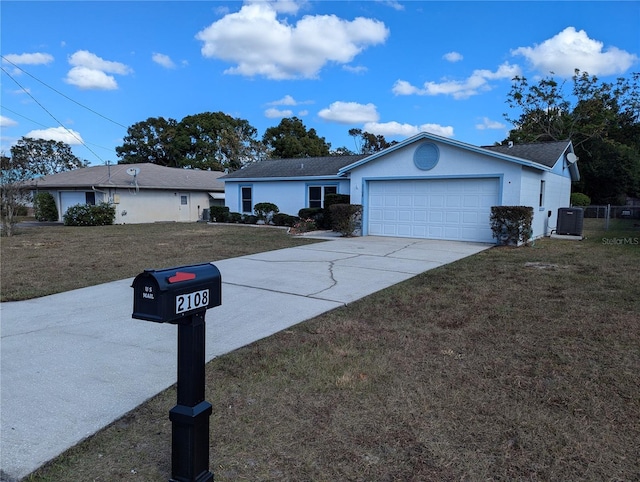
482, 140, 570, 168
220, 155, 368, 180
31, 163, 225, 191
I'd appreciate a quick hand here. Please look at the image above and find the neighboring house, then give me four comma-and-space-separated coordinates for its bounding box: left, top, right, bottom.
222, 132, 579, 243
32, 163, 225, 224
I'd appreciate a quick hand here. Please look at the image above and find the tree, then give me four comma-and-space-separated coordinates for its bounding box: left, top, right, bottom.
116, 117, 183, 167
348, 128, 396, 154
262, 117, 331, 158
504, 70, 640, 204
10, 137, 88, 176
2, 138, 87, 236
116, 113, 265, 171
178, 112, 267, 171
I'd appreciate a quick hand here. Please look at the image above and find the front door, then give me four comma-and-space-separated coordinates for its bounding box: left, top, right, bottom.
178, 193, 190, 221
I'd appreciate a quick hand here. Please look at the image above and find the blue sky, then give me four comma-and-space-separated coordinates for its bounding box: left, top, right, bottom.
2, 1, 639, 166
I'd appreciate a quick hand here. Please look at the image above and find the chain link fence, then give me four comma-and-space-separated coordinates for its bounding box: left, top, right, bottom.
583, 205, 640, 232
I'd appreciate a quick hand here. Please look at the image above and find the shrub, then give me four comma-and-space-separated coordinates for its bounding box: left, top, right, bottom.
254, 202, 279, 224
570, 192, 591, 207
33, 192, 58, 221
489, 206, 534, 246
241, 214, 258, 224
228, 212, 243, 223
291, 218, 317, 234
210, 205, 230, 222
330, 203, 362, 237
273, 213, 298, 227
298, 207, 324, 228
323, 193, 350, 229
63, 203, 116, 226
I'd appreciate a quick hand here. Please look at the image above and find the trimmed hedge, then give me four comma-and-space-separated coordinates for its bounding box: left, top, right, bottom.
273, 213, 298, 227
489, 206, 533, 246
570, 192, 591, 207
210, 205, 230, 222
254, 202, 279, 224
330, 203, 362, 237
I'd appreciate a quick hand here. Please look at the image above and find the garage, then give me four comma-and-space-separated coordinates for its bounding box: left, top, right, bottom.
367, 178, 500, 242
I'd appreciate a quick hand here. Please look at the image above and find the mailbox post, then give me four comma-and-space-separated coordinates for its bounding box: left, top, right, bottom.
132, 263, 222, 482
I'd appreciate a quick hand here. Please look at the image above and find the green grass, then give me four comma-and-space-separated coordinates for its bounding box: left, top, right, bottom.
7, 220, 640, 481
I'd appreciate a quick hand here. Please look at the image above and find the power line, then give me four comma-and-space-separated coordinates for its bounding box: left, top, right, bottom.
1, 104, 118, 153
1, 65, 105, 163
1, 55, 128, 129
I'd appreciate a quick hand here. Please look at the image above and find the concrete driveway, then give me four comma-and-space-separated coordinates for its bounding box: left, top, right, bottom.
0, 236, 491, 481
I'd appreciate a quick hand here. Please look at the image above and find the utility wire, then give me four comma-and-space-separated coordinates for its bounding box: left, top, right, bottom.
1, 65, 105, 163
1, 104, 118, 153
1, 55, 128, 129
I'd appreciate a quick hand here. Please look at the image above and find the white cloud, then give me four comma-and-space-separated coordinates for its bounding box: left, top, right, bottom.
65, 50, 132, 90
443, 51, 463, 63
268, 95, 298, 106
2, 52, 54, 66
476, 117, 506, 130
318, 101, 379, 124
0, 116, 18, 128
512, 27, 638, 77
65, 66, 118, 90
196, 2, 389, 79
363, 121, 454, 139
342, 65, 368, 74
376, 0, 405, 11
264, 107, 294, 118
68, 50, 132, 75
25, 127, 84, 145
393, 62, 521, 99
152, 53, 176, 69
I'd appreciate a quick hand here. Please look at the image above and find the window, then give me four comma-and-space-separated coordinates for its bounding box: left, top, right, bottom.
85, 192, 96, 205
308, 185, 338, 208
241, 186, 252, 213
180, 195, 188, 205
539, 180, 546, 207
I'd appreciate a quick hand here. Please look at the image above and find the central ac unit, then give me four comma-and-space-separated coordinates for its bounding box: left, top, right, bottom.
556, 207, 584, 236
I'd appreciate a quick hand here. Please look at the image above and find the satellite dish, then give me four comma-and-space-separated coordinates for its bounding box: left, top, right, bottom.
126, 167, 140, 176
566, 153, 578, 164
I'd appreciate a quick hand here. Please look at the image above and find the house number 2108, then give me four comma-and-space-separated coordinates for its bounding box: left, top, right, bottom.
176, 289, 209, 314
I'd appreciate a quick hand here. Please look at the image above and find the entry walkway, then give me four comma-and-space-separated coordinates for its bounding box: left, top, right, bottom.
0, 236, 491, 481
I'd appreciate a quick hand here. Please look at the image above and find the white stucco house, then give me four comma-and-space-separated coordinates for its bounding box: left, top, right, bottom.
32, 163, 225, 224
222, 132, 580, 243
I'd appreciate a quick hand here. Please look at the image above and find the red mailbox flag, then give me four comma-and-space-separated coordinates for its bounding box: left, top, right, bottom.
168, 272, 197, 283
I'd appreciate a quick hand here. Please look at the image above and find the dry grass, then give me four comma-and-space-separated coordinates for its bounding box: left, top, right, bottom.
0, 223, 317, 302
14, 220, 640, 481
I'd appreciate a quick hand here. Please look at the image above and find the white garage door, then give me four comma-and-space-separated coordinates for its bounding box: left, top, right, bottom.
368, 178, 499, 242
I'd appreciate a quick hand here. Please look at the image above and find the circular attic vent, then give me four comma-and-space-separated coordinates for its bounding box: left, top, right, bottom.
413, 142, 439, 170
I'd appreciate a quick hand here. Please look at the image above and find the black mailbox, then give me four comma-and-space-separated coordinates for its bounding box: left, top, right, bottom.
132, 263, 221, 323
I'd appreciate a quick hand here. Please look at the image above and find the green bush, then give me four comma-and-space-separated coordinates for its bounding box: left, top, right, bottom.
33, 192, 58, 221
330, 203, 362, 236
210, 205, 230, 222
570, 192, 591, 207
228, 212, 243, 223
323, 193, 350, 229
273, 213, 298, 227
63, 203, 116, 226
489, 206, 534, 246
254, 202, 279, 224
241, 214, 258, 224
298, 207, 324, 228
